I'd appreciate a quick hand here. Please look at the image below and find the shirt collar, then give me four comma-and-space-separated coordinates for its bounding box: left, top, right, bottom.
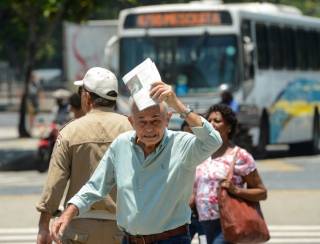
88, 106, 114, 114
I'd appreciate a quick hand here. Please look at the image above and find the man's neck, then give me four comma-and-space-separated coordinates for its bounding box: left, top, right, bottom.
136, 139, 158, 157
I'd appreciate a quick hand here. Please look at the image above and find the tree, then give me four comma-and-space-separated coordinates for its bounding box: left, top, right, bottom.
1, 0, 318, 137
0, 0, 110, 137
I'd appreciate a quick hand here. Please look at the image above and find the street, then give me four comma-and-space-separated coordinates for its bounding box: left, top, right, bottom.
0, 155, 319, 243
1, 112, 320, 243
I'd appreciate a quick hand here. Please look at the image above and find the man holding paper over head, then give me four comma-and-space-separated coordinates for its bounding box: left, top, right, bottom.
51, 63, 222, 244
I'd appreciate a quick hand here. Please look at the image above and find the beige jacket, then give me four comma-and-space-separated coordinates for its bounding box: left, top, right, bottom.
36, 107, 132, 217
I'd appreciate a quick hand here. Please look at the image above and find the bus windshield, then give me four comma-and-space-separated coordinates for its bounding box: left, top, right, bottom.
120, 34, 238, 95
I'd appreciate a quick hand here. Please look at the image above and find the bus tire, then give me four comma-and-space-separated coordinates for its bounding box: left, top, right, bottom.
257, 108, 269, 158
310, 107, 320, 154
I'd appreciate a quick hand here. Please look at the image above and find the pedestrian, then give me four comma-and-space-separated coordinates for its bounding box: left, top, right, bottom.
52, 89, 71, 125
51, 81, 223, 244
27, 73, 42, 134
68, 92, 85, 119
192, 103, 267, 244
219, 88, 239, 113
36, 67, 133, 244
180, 120, 205, 242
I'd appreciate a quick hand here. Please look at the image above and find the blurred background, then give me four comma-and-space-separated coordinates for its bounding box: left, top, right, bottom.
0, 0, 320, 243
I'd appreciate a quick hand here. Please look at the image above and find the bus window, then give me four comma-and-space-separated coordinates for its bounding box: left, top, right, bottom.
268, 25, 284, 69
295, 29, 307, 70
255, 23, 269, 69
308, 30, 320, 70
282, 27, 296, 70
119, 35, 239, 95
315, 32, 320, 69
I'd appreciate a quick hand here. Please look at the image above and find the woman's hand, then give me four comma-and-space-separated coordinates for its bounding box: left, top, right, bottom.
220, 180, 239, 195
220, 169, 268, 202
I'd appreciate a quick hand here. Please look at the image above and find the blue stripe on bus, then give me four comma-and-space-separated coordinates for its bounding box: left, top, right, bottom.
270, 78, 320, 143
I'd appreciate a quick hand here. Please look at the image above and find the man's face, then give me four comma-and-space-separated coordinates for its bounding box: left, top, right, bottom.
129, 104, 170, 149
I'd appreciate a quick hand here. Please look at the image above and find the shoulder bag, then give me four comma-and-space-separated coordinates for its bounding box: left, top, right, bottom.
218, 149, 270, 243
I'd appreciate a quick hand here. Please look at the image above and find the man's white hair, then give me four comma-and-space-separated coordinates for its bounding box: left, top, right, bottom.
129, 97, 168, 115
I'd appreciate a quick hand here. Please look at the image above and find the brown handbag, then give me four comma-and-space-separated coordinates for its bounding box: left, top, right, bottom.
218, 149, 270, 243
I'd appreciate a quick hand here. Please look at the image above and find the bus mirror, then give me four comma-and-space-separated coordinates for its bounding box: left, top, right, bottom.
104, 35, 119, 75
243, 36, 254, 81
243, 36, 254, 66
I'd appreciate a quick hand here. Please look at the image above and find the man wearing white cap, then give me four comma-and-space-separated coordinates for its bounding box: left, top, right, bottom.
36, 67, 132, 244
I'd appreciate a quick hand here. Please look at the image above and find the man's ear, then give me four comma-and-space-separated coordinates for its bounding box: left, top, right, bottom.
166, 111, 173, 126
82, 91, 91, 112
128, 116, 134, 127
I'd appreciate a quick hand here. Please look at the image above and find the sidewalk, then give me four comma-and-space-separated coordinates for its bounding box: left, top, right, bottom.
0, 89, 56, 112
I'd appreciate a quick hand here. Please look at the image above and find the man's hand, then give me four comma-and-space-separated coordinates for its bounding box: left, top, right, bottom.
50, 204, 78, 244
150, 81, 178, 107
150, 81, 202, 127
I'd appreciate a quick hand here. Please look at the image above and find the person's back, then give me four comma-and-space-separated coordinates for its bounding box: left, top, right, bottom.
37, 67, 132, 244
41, 108, 131, 213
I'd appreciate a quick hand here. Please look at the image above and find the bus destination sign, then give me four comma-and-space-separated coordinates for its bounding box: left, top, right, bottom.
124, 11, 232, 28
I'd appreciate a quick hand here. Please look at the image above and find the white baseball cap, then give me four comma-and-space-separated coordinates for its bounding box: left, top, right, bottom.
74, 67, 118, 101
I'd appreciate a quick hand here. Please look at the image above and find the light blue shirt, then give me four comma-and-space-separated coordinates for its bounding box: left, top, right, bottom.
68, 117, 222, 235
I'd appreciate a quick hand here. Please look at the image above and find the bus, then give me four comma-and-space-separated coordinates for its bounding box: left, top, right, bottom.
106, 1, 320, 155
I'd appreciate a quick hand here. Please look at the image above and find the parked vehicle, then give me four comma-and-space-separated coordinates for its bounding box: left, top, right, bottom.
36, 122, 59, 173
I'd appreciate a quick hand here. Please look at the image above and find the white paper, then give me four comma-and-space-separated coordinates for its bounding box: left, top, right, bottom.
122, 58, 161, 111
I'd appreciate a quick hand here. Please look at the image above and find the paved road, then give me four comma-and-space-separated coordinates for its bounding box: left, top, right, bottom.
1, 226, 320, 243
0, 155, 320, 243
1, 112, 320, 243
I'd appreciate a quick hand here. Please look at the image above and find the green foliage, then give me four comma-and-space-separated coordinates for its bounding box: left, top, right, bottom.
1, 0, 320, 74
0, 0, 108, 74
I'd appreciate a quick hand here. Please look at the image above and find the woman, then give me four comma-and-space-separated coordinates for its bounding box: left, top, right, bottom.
193, 104, 267, 244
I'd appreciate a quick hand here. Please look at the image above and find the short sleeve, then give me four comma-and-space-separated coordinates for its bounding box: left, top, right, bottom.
235, 148, 256, 176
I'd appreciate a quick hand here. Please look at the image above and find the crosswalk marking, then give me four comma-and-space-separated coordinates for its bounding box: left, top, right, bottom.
268, 225, 320, 243
269, 225, 320, 230
0, 228, 37, 244
0, 172, 46, 187
1, 226, 320, 244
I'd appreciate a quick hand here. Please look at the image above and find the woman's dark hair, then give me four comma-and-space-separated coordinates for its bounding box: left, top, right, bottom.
205, 103, 237, 139
180, 120, 189, 131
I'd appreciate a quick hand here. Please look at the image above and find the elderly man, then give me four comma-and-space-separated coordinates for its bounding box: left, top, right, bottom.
36, 67, 132, 244
51, 81, 222, 244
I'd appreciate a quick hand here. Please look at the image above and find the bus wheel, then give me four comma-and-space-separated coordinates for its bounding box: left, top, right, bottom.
257, 109, 269, 158
311, 108, 320, 154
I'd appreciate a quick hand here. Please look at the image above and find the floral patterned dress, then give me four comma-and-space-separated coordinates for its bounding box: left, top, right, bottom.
194, 146, 256, 221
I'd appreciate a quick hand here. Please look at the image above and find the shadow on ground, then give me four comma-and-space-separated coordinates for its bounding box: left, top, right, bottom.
0, 150, 39, 171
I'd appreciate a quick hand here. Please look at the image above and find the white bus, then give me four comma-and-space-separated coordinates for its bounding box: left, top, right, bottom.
107, 1, 320, 154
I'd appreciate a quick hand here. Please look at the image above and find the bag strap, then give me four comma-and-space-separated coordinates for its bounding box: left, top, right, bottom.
226, 147, 240, 181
